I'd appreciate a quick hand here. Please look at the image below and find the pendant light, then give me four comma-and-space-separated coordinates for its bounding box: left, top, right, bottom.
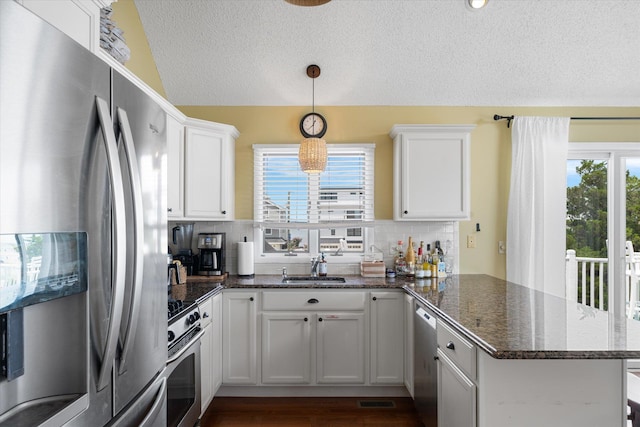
284, 0, 331, 6
298, 64, 327, 174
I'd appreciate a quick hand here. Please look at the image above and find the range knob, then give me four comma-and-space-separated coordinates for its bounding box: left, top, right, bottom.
168, 330, 175, 342
187, 314, 195, 325
193, 311, 201, 321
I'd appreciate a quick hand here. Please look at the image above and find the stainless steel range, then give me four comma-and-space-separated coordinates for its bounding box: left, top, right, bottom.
165, 299, 203, 427
168, 302, 202, 358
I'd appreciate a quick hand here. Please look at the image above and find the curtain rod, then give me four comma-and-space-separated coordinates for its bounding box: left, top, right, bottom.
493, 114, 640, 128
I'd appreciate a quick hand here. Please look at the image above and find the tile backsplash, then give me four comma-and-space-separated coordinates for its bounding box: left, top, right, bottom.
168, 220, 458, 276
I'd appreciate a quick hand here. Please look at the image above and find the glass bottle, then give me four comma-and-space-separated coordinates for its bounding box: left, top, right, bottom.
318, 252, 328, 276
395, 247, 406, 276
405, 237, 416, 276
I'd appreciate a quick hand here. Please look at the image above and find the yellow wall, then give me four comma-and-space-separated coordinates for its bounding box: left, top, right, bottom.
113, 2, 640, 279
111, 0, 167, 98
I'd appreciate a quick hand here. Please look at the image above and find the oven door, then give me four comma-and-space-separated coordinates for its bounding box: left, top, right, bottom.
165, 330, 203, 427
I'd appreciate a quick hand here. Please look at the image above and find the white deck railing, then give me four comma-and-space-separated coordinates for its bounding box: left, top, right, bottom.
565, 242, 640, 318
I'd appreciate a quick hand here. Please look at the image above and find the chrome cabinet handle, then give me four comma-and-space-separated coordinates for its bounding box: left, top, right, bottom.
308, 298, 319, 304
249, 297, 254, 301
372, 296, 377, 301
446, 341, 455, 350
203, 312, 210, 318
304, 317, 308, 322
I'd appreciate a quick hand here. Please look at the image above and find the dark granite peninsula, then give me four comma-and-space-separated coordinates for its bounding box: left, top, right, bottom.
405, 274, 640, 359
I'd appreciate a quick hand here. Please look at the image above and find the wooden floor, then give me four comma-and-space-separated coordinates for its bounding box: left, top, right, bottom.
200, 397, 424, 427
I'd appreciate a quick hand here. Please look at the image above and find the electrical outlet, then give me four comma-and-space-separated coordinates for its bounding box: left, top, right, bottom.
467, 235, 476, 249
498, 241, 506, 254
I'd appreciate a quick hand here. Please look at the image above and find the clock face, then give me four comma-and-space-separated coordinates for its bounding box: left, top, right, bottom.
300, 113, 327, 138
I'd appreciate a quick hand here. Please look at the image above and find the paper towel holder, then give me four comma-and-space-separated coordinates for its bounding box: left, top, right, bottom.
237, 238, 255, 278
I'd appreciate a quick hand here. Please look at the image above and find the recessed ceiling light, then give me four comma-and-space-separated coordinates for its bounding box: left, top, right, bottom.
468, 0, 488, 9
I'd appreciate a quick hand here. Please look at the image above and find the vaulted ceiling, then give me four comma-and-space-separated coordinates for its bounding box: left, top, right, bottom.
134, 0, 640, 107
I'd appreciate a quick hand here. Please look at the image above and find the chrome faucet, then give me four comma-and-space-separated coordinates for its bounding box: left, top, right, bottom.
310, 257, 319, 277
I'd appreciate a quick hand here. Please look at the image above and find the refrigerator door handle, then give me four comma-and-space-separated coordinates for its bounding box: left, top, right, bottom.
138, 377, 167, 427
95, 96, 128, 391
115, 107, 145, 375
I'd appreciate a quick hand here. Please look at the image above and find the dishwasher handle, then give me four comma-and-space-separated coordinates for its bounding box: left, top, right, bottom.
416, 306, 437, 329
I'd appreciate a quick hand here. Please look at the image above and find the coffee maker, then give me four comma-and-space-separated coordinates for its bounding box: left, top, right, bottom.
171, 223, 197, 275
197, 233, 225, 276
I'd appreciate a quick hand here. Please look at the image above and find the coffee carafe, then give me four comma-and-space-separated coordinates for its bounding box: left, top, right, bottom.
197, 233, 225, 276
172, 223, 197, 275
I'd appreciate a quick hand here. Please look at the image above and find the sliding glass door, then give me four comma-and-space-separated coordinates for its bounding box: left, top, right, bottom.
566, 143, 640, 321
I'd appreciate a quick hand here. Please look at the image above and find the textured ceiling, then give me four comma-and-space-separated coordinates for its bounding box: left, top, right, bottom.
134, 0, 640, 107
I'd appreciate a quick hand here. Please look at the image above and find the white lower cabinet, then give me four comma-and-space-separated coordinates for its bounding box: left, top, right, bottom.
211, 293, 223, 392
261, 313, 312, 384
404, 294, 414, 396
222, 291, 258, 384
437, 349, 476, 427
316, 313, 365, 384
199, 293, 222, 415
437, 320, 477, 427
370, 291, 404, 384
259, 290, 366, 386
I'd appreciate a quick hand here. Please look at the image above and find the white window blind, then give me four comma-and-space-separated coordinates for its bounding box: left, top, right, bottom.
253, 144, 375, 229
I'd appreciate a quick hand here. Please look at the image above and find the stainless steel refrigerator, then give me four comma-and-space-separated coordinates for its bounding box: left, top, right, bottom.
0, 2, 167, 426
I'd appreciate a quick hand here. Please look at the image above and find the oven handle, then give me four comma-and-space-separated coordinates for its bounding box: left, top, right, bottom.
139, 376, 167, 427
167, 328, 205, 365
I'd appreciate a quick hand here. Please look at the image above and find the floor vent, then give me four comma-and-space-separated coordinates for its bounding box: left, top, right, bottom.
357, 400, 396, 408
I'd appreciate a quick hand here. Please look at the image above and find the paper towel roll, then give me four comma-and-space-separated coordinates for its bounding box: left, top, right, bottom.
237, 241, 254, 277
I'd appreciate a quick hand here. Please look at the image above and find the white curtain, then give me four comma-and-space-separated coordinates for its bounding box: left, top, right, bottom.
506, 116, 570, 296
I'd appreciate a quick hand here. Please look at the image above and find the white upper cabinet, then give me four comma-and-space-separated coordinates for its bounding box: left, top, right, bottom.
183, 118, 239, 221
390, 125, 475, 221
18, 0, 110, 52
166, 114, 184, 219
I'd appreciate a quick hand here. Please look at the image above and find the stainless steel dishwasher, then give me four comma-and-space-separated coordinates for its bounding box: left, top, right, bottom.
414, 303, 438, 426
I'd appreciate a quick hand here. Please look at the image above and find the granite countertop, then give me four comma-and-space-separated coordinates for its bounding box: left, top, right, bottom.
182, 273, 640, 360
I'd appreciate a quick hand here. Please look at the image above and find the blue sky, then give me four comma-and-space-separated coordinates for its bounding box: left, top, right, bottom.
566, 159, 640, 188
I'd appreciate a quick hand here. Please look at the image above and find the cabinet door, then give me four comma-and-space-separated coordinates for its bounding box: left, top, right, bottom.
370, 292, 404, 384
316, 313, 365, 384
261, 313, 312, 384
222, 292, 257, 384
211, 293, 223, 392
184, 126, 233, 220
166, 115, 184, 218
392, 125, 473, 220
20, 0, 100, 51
404, 294, 414, 396
437, 350, 476, 427
200, 323, 213, 415
199, 295, 214, 414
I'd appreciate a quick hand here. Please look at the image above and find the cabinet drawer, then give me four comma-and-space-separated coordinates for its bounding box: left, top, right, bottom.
262, 291, 366, 311
437, 321, 476, 380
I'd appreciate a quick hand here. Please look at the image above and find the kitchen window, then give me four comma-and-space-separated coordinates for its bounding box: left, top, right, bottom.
253, 144, 374, 262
